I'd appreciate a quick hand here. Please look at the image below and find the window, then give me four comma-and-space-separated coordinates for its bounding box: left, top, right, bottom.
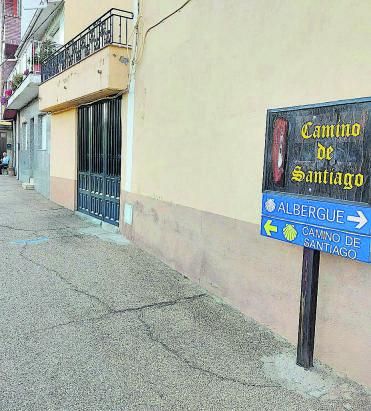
30, 117, 34, 148
21, 122, 28, 151
38, 115, 47, 150
0, 132, 6, 153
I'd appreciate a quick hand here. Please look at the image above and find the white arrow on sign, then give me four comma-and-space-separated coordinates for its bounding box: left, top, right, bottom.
347, 211, 368, 229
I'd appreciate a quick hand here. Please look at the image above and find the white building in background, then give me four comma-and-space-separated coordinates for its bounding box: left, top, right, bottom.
2, 0, 64, 196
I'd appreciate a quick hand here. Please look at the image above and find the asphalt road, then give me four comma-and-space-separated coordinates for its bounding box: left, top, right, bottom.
0, 177, 370, 410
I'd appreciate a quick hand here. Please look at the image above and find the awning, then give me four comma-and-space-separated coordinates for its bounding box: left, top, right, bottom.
0, 121, 12, 126
2, 109, 17, 120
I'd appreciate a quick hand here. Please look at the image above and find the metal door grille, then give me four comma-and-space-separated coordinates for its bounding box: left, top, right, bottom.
77, 98, 121, 225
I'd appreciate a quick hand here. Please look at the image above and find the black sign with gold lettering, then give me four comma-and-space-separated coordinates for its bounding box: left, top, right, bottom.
262, 99, 371, 370
263, 100, 371, 204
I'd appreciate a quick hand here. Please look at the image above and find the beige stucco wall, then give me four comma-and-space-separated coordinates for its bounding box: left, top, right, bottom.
50, 108, 77, 210
128, 0, 371, 225
120, 0, 371, 387
64, 0, 133, 42
39, 46, 130, 112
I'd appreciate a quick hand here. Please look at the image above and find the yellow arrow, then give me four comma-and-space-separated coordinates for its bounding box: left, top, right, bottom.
264, 219, 278, 236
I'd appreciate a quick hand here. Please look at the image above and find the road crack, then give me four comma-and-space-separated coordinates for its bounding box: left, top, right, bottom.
26, 294, 208, 337
15, 249, 209, 338
19, 245, 113, 312
0, 224, 36, 232
138, 311, 279, 390
112, 293, 208, 315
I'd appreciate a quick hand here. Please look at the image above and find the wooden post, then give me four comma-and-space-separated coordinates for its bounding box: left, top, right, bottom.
296, 247, 321, 369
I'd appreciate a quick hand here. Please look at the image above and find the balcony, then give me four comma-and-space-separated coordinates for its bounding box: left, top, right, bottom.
5, 40, 43, 110
39, 9, 133, 112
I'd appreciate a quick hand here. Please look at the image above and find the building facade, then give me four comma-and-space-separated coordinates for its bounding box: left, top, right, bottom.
16, 98, 51, 195
40, 0, 132, 214
3, 0, 63, 196
39, 0, 371, 388
0, 0, 21, 164
0, 0, 21, 97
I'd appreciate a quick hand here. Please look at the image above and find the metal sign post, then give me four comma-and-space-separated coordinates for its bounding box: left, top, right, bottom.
296, 247, 320, 368
261, 98, 371, 369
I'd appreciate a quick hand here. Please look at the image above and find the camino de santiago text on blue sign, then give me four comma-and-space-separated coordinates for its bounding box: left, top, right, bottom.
261, 192, 371, 263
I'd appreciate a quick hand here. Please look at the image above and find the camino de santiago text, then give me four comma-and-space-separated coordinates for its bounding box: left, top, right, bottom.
291, 121, 365, 190
302, 226, 360, 260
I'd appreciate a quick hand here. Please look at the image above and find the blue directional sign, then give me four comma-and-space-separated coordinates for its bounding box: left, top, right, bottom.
261, 192, 371, 263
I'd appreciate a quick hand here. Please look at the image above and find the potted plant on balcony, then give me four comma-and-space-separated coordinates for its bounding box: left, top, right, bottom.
11, 73, 24, 91
4, 89, 12, 98
33, 39, 57, 73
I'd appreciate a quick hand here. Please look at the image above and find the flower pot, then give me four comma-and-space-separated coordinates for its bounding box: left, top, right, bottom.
33, 63, 41, 73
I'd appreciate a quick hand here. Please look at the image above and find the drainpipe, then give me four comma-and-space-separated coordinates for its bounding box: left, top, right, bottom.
15, 113, 19, 178
124, 0, 139, 194
11, 118, 15, 173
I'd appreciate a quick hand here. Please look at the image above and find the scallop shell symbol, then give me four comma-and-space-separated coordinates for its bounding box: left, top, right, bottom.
283, 224, 297, 242
265, 199, 276, 213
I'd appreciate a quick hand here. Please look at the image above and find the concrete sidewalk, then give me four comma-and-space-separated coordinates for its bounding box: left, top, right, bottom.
0, 176, 369, 410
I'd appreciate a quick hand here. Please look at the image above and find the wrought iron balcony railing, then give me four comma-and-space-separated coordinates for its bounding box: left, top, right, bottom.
6, 40, 43, 85
3, 40, 44, 98
41, 8, 134, 83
